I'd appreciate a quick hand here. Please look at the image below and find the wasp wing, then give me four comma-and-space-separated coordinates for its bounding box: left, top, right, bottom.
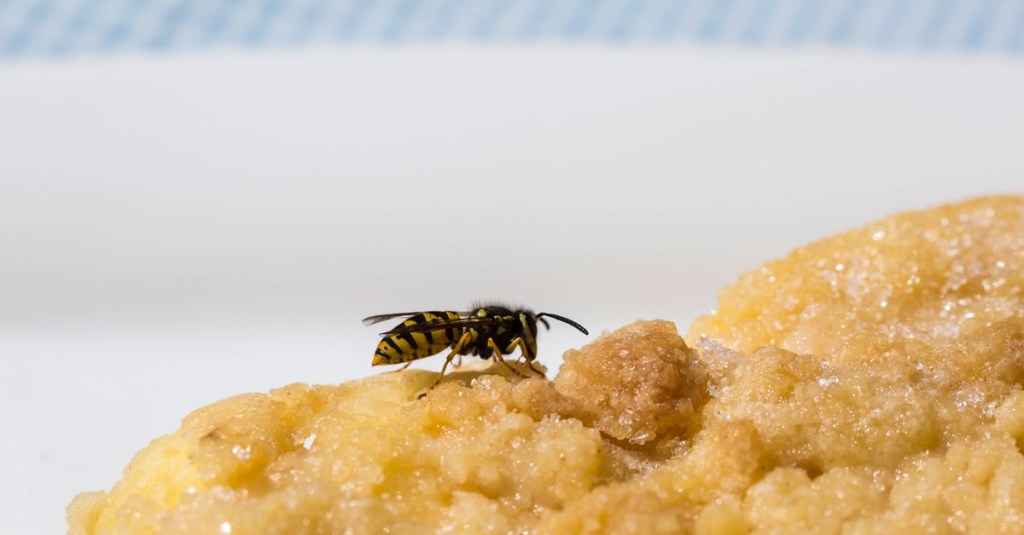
362, 312, 428, 326
363, 310, 475, 326
379, 316, 497, 337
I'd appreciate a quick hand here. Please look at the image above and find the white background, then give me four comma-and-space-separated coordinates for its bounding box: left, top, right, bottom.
1, 46, 1022, 533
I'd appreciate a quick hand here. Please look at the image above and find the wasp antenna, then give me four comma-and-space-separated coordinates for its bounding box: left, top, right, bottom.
537, 313, 588, 335
538, 317, 551, 330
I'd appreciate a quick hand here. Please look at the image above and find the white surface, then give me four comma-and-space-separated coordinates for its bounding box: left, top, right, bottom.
1, 46, 1022, 533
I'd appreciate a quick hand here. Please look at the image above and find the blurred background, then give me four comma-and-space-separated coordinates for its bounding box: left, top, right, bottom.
2, 0, 1023, 532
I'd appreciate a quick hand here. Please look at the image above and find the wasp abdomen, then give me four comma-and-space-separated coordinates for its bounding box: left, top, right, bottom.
372, 311, 461, 366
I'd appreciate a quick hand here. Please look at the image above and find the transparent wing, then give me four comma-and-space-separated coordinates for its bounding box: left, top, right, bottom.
380, 316, 497, 337
362, 312, 424, 326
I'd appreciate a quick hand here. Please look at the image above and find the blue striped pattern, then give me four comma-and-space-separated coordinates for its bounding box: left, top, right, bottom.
2, 0, 1023, 58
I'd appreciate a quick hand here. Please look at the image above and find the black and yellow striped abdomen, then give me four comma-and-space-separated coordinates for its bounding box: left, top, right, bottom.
372, 311, 461, 366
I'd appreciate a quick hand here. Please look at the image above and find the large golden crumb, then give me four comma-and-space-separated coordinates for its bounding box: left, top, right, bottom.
70, 195, 1024, 534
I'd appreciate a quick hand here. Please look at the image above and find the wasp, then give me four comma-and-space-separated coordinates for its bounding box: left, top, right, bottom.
363, 304, 588, 393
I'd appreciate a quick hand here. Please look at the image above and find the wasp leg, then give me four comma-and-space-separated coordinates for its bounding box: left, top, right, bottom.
486, 338, 529, 378
505, 337, 546, 377
419, 332, 472, 398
